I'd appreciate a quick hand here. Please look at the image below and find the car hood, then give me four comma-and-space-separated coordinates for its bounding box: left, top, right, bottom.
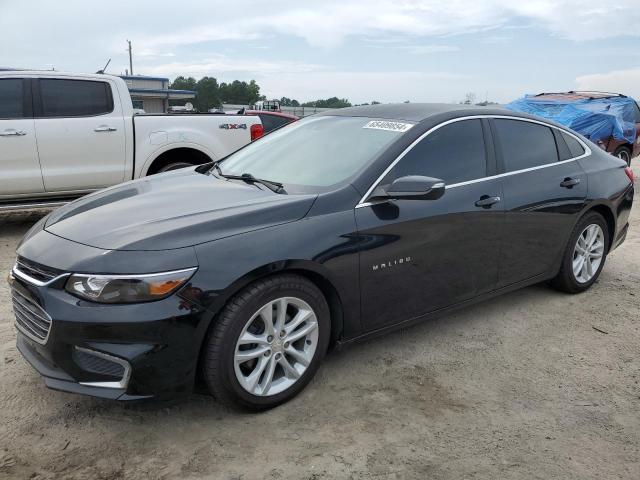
44, 169, 317, 251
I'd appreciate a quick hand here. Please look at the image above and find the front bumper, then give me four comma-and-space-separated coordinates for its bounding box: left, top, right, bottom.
10, 265, 211, 401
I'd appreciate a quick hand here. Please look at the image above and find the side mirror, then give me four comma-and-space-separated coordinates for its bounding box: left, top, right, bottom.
370, 175, 446, 201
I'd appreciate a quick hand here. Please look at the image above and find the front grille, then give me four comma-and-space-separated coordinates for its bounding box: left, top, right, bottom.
11, 287, 52, 344
15, 256, 63, 284
73, 349, 126, 378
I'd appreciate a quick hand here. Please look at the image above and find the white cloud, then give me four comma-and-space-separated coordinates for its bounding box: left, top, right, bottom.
403, 45, 461, 55
143, 56, 325, 78
137, 0, 640, 49
575, 67, 640, 99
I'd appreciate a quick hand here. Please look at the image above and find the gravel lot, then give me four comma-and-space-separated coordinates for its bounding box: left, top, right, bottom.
1, 168, 639, 479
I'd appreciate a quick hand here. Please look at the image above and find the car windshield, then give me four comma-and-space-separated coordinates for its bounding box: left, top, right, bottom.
218, 116, 411, 192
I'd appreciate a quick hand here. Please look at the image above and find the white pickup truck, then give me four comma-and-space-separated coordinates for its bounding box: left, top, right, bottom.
0, 71, 263, 209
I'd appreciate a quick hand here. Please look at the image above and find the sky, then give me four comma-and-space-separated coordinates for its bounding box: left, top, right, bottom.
1, 0, 640, 104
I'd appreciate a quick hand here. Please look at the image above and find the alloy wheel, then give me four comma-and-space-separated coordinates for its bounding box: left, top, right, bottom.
234, 297, 319, 396
572, 224, 604, 283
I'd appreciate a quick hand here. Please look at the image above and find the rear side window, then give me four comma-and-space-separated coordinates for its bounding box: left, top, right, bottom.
562, 132, 586, 158
0, 79, 25, 118
494, 119, 558, 172
39, 79, 113, 117
259, 114, 291, 133
385, 119, 486, 185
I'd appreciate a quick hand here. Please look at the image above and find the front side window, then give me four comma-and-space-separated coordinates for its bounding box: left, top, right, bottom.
0, 79, 25, 119
382, 119, 486, 186
494, 119, 558, 172
40, 79, 113, 117
220, 116, 409, 190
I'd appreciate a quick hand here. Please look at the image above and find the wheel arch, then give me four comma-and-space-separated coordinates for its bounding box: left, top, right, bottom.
587, 203, 616, 251
142, 144, 216, 176
213, 260, 345, 347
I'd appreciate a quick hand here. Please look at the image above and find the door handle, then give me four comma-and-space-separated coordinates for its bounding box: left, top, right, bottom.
94, 125, 117, 132
560, 177, 580, 188
0, 129, 26, 136
475, 195, 501, 208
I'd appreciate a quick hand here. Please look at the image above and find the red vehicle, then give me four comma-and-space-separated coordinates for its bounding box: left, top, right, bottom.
239, 110, 299, 134
530, 92, 640, 165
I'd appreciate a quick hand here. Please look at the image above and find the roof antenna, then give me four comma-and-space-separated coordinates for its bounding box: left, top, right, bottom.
96, 58, 111, 74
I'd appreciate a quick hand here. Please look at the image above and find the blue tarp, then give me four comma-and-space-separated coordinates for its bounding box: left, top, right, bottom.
506, 94, 638, 145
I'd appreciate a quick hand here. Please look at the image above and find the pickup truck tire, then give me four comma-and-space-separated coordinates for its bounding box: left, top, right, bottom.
157, 162, 195, 173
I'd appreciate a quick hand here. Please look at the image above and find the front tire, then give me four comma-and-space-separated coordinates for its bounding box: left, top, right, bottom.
550, 211, 609, 294
202, 274, 330, 411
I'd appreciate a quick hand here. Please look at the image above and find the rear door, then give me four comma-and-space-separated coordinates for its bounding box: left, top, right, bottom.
0, 78, 44, 196
491, 118, 588, 287
356, 119, 504, 331
34, 78, 126, 191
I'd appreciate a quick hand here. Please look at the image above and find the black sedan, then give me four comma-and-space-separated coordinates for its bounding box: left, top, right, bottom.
9, 104, 635, 410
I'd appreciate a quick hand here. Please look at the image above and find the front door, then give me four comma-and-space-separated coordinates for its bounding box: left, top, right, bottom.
0, 78, 44, 197
356, 119, 504, 331
34, 78, 126, 192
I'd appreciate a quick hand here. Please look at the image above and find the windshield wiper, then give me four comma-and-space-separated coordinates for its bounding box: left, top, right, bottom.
220, 171, 287, 194
209, 162, 286, 194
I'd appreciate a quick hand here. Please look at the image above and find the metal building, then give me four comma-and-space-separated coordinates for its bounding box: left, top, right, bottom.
119, 75, 195, 113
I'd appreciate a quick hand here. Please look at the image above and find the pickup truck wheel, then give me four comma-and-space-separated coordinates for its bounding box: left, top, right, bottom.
613, 146, 632, 166
202, 274, 330, 411
157, 162, 195, 173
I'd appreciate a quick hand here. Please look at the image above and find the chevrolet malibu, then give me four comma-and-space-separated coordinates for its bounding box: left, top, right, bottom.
9, 104, 635, 410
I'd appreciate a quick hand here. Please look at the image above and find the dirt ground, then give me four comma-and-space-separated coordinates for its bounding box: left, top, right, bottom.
1, 169, 639, 480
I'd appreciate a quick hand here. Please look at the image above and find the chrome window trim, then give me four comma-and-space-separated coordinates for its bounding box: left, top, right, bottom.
76, 346, 132, 390
355, 114, 591, 208
11, 264, 70, 287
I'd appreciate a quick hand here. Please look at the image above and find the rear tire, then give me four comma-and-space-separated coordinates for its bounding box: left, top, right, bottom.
202, 274, 330, 411
549, 211, 609, 294
613, 146, 632, 166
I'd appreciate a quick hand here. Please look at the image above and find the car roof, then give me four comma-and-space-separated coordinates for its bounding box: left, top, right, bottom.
318, 103, 525, 122
244, 110, 299, 120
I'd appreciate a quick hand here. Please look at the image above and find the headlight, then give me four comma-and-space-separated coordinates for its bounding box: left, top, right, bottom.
65, 268, 197, 304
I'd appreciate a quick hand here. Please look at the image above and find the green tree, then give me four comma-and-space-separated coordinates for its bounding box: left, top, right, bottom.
195, 76, 220, 111
170, 76, 197, 91
301, 97, 351, 108
219, 80, 261, 105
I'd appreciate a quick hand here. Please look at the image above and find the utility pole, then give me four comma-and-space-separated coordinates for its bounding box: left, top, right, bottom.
127, 40, 133, 76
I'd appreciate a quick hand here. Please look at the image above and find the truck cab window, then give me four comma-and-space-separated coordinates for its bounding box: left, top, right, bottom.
0, 79, 25, 119
40, 79, 113, 117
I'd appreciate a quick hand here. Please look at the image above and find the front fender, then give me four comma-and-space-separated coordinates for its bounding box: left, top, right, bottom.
189, 211, 361, 340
